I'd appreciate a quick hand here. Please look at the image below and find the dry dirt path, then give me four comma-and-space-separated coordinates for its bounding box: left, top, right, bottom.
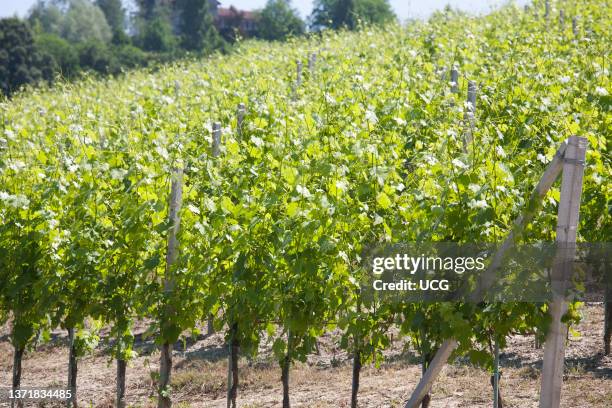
1, 304, 610, 407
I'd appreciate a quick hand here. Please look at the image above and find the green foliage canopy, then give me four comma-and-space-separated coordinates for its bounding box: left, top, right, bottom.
310, 0, 396, 30
29, 0, 113, 43
176, 0, 222, 52
0, 18, 50, 95
258, 0, 305, 41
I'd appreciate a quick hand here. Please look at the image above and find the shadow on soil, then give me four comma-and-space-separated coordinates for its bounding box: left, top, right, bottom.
501, 351, 612, 379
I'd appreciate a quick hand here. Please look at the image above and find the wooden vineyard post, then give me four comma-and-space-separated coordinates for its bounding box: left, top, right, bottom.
464, 80, 477, 147
292, 60, 303, 99
404, 139, 572, 408
438, 66, 447, 81
237, 103, 246, 138
450, 67, 459, 94
449, 67, 459, 109
467, 81, 477, 113
158, 168, 184, 408
545, 0, 550, 20
308, 53, 317, 73
207, 122, 222, 335
297, 60, 303, 87
212, 122, 222, 158
572, 18, 578, 37
559, 10, 565, 30
539, 136, 587, 408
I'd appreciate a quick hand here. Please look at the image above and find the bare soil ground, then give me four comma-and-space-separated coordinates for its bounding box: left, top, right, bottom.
1, 304, 610, 408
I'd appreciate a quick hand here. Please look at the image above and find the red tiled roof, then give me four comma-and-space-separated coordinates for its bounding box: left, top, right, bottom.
217, 7, 257, 20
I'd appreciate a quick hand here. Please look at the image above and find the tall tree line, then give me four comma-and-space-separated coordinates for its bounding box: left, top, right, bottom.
0, 0, 396, 96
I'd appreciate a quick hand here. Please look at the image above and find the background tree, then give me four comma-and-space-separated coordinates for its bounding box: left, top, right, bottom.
257, 0, 305, 41
29, 0, 113, 43
310, 0, 395, 30
136, 14, 177, 52
0, 18, 50, 95
78, 40, 118, 73
35, 33, 80, 77
137, 0, 158, 21
176, 0, 221, 52
62, 0, 113, 42
310, 0, 352, 29
28, 0, 64, 35
96, 0, 126, 41
352, 0, 396, 26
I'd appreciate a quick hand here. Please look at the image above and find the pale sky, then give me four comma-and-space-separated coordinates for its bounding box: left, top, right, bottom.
0, 0, 531, 21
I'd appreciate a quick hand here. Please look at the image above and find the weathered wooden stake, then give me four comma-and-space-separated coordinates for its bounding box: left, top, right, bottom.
572, 17, 578, 37
559, 10, 565, 30
438, 66, 447, 81
209, 121, 222, 335
158, 168, 184, 408
208, 123, 221, 335
308, 53, 317, 72
545, 0, 550, 19
450, 67, 459, 94
539, 136, 587, 408
404, 140, 571, 408
237, 103, 246, 128
296, 60, 302, 87
209, 121, 221, 334
463, 80, 477, 147
165, 170, 182, 273
467, 80, 477, 111
212, 122, 222, 157
236, 103, 246, 138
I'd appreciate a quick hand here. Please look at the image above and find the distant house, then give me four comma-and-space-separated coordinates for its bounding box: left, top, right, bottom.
213, 3, 259, 37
